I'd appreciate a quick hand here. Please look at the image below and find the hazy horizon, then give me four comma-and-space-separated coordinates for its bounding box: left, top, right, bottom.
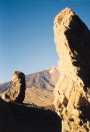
0, 0, 90, 82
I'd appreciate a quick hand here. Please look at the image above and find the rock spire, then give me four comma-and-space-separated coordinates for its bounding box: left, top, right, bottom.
54, 8, 90, 131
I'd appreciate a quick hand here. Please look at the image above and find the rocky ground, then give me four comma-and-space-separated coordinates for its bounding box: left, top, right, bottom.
0, 98, 61, 132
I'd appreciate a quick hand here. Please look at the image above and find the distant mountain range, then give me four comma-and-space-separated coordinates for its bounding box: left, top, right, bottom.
26, 67, 59, 90
0, 67, 59, 106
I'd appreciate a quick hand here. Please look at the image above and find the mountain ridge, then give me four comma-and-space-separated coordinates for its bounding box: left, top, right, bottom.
0, 67, 59, 107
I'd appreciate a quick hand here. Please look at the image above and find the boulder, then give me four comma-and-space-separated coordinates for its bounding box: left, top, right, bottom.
54, 8, 90, 131
3, 71, 26, 103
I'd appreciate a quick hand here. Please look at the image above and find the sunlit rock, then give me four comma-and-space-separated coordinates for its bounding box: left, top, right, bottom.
54, 8, 90, 131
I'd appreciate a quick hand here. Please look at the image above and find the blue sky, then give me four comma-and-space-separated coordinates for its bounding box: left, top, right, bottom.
0, 0, 90, 82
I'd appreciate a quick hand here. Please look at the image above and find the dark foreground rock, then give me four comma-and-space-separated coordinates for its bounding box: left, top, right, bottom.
0, 98, 61, 132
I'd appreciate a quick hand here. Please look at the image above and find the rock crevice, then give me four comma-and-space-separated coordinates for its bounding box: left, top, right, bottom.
54, 8, 90, 131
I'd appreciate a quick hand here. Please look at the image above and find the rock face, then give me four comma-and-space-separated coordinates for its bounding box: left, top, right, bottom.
1, 71, 26, 103
54, 8, 90, 131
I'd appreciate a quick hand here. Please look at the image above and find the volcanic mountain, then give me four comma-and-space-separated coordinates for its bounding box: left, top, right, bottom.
0, 67, 59, 107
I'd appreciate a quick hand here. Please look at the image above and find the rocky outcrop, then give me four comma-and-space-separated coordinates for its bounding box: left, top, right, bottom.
54, 8, 90, 131
1, 71, 26, 103
0, 67, 59, 107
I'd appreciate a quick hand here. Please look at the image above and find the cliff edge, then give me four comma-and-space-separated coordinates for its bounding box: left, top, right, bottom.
54, 8, 90, 131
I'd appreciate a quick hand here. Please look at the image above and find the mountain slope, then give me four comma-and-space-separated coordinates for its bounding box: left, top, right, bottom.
24, 67, 59, 106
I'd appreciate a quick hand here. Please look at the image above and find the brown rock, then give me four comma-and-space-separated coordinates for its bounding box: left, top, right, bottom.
54, 8, 90, 131
0, 67, 59, 108
3, 71, 26, 103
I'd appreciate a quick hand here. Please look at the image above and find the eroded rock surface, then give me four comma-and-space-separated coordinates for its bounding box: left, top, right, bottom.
1, 71, 26, 103
0, 67, 59, 107
54, 8, 90, 131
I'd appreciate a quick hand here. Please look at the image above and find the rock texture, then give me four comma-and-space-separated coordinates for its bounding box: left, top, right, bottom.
54, 8, 90, 131
1, 71, 26, 103
0, 67, 59, 107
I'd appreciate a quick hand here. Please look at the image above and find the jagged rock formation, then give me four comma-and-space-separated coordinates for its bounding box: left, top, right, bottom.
1, 71, 26, 103
0, 67, 59, 107
54, 8, 90, 131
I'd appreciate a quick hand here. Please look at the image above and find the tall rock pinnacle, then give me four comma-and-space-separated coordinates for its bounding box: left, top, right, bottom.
54, 8, 90, 131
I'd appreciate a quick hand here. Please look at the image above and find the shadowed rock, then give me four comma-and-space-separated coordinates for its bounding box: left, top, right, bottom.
0, 98, 61, 132
54, 8, 90, 131
0, 67, 59, 107
1, 71, 26, 103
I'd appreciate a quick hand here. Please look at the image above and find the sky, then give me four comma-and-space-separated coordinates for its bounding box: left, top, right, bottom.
0, 0, 90, 82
